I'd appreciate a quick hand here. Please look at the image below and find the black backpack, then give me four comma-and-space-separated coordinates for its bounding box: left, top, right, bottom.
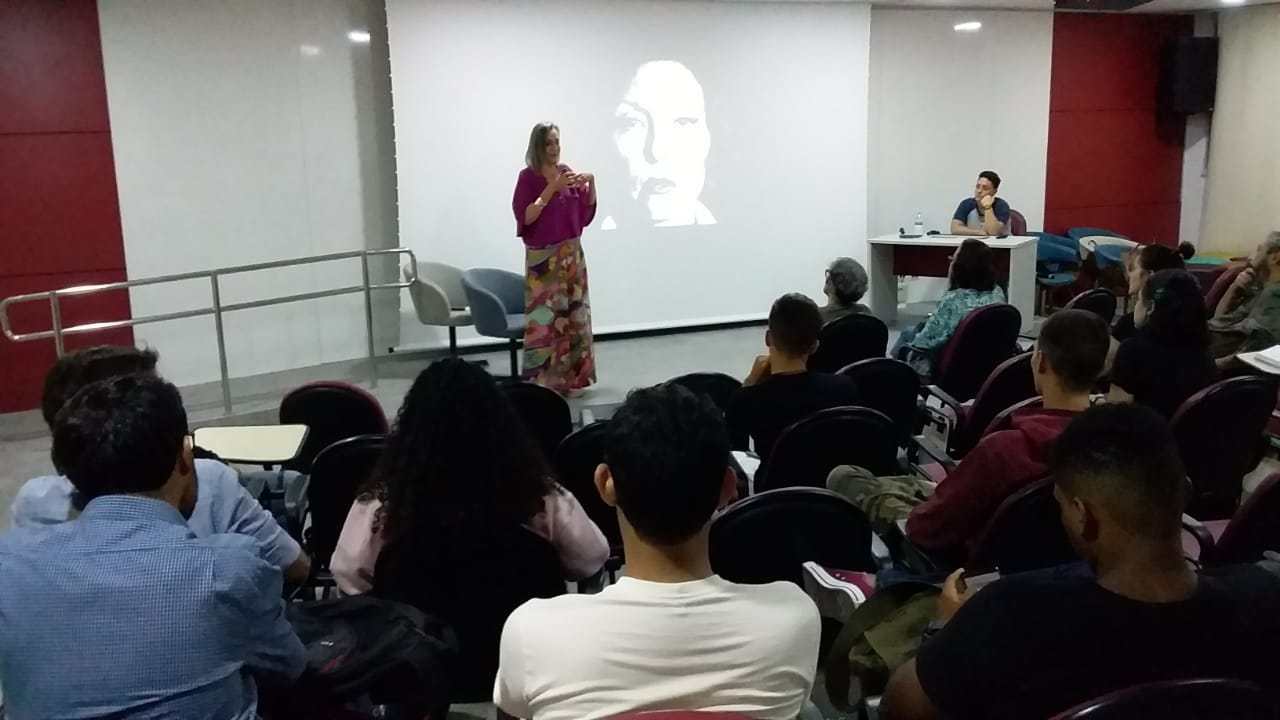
279, 595, 458, 713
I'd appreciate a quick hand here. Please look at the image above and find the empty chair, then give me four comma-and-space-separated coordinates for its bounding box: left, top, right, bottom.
500, 381, 572, 463
754, 406, 899, 493
1064, 288, 1118, 325
808, 313, 889, 373
1067, 227, 1128, 243
1048, 678, 1278, 720
1171, 376, 1277, 519
462, 268, 526, 378
1201, 472, 1280, 566
553, 422, 620, 565
965, 477, 1077, 575
306, 434, 387, 570
666, 372, 742, 416
930, 304, 1022, 404
279, 380, 389, 474
837, 358, 920, 443
1036, 233, 1081, 313
930, 351, 1037, 458
1007, 208, 1028, 236
710, 487, 877, 587
404, 261, 472, 356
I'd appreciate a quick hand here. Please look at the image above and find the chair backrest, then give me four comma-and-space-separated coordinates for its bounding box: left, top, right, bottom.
1008, 208, 1028, 236
666, 372, 742, 416
1037, 233, 1081, 266
1064, 288, 1118, 325
1067, 227, 1127, 242
755, 406, 899, 493
967, 476, 1077, 574
808, 313, 889, 373
980, 395, 1044, 438
553, 422, 619, 552
279, 381, 389, 473
710, 487, 877, 586
499, 381, 573, 463
933, 304, 1022, 403
1048, 678, 1277, 720
403, 265, 453, 325
307, 434, 387, 568
837, 358, 920, 443
1171, 376, 1278, 520
461, 268, 524, 335
373, 524, 563, 702
950, 351, 1037, 457
1207, 472, 1280, 566
417, 261, 469, 309
1203, 264, 1245, 312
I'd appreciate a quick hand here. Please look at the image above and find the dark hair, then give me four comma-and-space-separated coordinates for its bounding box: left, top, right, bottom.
1135, 244, 1190, 275
604, 383, 730, 545
949, 238, 998, 292
768, 293, 823, 356
978, 170, 1001, 190
358, 359, 551, 549
1036, 309, 1109, 393
41, 346, 159, 428
1140, 270, 1211, 349
1052, 404, 1187, 538
525, 122, 559, 169
52, 374, 189, 502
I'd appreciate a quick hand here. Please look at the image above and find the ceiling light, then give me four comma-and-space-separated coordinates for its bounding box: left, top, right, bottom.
299, 44, 321, 57
347, 30, 371, 43
954, 21, 983, 32
1220, 0, 1246, 5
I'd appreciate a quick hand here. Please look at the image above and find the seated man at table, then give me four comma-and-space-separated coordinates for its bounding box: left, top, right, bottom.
882, 403, 1280, 720
1209, 230, 1280, 368
949, 170, 1010, 237
495, 383, 821, 720
0, 374, 306, 718
829, 309, 1109, 564
6, 345, 310, 585
728, 293, 860, 462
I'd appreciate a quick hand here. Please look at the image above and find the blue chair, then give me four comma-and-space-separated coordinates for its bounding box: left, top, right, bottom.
461, 268, 525, 378
1035, 233, 1079, 313
1066, 226, 1128, 242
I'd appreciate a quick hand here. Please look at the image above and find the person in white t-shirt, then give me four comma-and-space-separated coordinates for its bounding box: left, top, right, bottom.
494, 383, 821, 720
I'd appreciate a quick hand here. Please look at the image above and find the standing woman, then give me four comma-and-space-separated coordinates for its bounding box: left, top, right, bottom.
512, 122, 598, 394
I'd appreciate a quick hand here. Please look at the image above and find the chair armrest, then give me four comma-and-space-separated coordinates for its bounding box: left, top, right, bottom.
909, 434, 957, 474
895, 519, 942, 575
922, 384, 964, 416
1182, 513, 1216, 566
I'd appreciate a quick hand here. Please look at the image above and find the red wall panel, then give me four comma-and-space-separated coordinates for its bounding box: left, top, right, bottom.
0, 0, 131, 413
0, 0, 111, 134
1044, 14, 1191, 247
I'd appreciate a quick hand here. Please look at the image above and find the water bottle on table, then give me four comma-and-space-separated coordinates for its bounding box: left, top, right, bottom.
913, 212, 925, 236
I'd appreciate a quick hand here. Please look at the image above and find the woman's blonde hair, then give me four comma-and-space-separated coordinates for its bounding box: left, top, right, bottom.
525, 122, 559, 169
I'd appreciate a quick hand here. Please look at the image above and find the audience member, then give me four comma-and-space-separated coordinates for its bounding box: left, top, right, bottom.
883, 403, 1280, 720
1113, 243, 1194, 342
832, 310, 1109, 563
332, 358, 608, 593
6, 346, 310, 585
894, 239, 1006, 377
495, 383, 820, 720
0, 375, 305, 718
727, 293, 860, 462
330, 359, 608, 696
1109, 270, 1216, 418
820, 256, 871, 324
1210, 230, 1280, 366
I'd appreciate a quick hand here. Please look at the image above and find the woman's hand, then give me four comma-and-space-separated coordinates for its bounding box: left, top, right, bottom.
550, 171, 578, 192
574, 172, 595, 188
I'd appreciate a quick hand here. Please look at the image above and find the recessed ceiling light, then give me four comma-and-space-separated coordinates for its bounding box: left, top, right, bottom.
299, 44, 321, 57
347, 30, 372, 43
954, 21, 983, 32
1220, 0, 1245, 5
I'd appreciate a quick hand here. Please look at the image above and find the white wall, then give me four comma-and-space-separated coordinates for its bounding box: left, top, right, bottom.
1178, 12, 1216, 249
867, 9, 1053, 236
388, 0, 870, 348
1200, 3, 1280, 255
98, 0, 398, 387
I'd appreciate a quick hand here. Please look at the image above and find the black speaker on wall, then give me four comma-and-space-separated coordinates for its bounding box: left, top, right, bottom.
1159, 37, 1219, 115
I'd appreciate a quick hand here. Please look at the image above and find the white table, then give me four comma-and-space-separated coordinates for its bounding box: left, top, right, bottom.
193, 424, 309, 465
867, 234, 1038, 332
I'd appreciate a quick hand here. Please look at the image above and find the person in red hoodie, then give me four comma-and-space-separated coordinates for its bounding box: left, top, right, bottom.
828, 309, 1111, 565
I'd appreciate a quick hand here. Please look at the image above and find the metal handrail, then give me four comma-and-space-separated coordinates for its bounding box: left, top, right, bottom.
0, 247, 419, 414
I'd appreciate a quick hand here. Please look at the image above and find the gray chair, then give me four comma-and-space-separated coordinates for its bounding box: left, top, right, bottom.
461, 268, 525, 378
405, 261, 472, 356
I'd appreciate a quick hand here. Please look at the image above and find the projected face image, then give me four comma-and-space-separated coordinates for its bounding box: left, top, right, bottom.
611, 60, 715, 228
